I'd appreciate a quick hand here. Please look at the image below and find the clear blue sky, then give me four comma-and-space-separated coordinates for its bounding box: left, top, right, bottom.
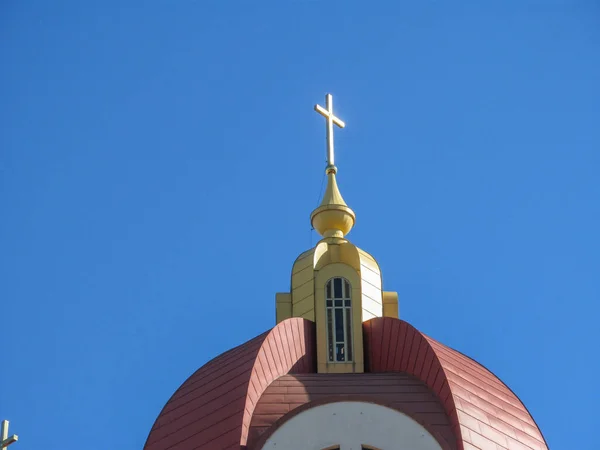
1, 1, 598, 449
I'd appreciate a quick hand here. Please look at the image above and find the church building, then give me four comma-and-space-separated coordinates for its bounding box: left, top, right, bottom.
143, 95, 549, 450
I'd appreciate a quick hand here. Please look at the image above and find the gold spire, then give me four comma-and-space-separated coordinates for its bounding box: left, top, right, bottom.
311, 94, 356, 238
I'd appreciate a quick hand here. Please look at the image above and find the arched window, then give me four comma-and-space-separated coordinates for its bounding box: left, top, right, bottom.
326, 277, 353, 362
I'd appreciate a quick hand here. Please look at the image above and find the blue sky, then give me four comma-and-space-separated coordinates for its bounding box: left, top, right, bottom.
1, 1, 599, 449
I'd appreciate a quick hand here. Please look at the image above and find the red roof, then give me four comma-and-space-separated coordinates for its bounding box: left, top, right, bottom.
143, 318, 315, 450
144, 317, 548, 450
364, 317, 549, 450
247, 373, 456, 450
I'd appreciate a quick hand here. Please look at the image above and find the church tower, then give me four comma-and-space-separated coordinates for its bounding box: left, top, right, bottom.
143, 95, 549, 450
276, 93, 398, 375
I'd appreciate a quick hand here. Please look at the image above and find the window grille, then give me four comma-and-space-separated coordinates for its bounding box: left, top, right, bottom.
326, 277, 353, 362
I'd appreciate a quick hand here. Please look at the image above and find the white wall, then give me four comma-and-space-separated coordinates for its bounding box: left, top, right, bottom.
261, 401, 443, 450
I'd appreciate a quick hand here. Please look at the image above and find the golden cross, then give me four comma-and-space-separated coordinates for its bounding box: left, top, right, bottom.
314, 93, 345, 168
0, 421, 18, 449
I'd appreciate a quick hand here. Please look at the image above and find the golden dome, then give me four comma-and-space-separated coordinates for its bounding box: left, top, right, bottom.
310, 165, 356, 238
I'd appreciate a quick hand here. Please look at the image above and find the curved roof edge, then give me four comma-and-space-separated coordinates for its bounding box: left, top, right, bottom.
143, 318, 316, 450
247, 374, 457, 450
425, 331, 551, 450
364, 317, 549, 450
240, 318, 316, 445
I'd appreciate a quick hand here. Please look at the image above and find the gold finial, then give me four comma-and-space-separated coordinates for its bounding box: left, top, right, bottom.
311, 94, 355, 238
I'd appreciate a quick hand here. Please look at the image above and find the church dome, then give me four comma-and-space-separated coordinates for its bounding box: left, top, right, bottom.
142, 94, 547, 450
143, 317, 548, 450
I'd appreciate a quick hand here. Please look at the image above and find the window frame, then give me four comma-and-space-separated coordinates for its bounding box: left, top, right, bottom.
325, 277, 353, 363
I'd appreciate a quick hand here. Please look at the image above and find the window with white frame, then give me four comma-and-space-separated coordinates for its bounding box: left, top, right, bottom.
326, 277, 353, 362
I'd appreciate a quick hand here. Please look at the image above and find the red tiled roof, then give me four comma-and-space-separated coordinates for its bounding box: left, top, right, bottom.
144, 316, 547, 450
143, 318, 315, 450
247, 373, 456, 450
364, 317, 549, 450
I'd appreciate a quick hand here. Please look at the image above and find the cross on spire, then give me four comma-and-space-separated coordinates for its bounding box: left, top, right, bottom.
314, 93, 345, 169
1, 421, 18, 450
